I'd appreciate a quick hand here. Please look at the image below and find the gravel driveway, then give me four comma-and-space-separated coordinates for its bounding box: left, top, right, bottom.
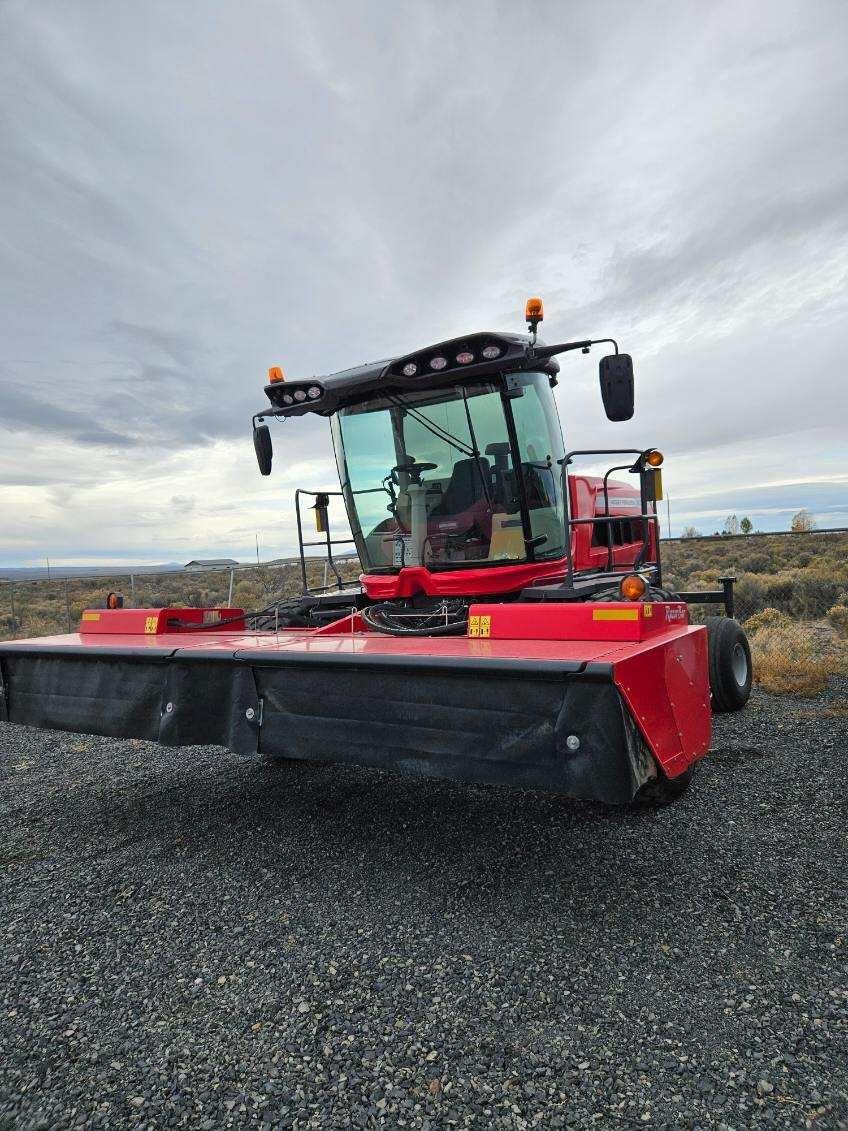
1, 685, 846, 1129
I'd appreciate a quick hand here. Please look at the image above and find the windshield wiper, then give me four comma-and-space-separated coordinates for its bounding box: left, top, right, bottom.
387, 391, 494, 507
385, 394, 474, 458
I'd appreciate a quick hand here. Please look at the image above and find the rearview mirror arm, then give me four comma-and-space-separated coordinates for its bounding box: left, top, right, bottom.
531, 337, 619, 361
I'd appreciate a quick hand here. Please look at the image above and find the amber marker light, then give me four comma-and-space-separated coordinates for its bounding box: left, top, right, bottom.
267, 366, 285, 383
619, 574, 648, 601
645, 449, 664, 467
525, 297, 544, 322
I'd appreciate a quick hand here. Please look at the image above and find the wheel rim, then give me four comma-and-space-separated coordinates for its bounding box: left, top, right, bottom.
731, 642, 749, 686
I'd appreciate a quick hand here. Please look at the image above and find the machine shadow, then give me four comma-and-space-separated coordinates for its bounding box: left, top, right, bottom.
83, 749, 703, 908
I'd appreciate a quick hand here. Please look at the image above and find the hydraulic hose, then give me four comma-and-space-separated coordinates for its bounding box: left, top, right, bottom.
360, 600, 469, 637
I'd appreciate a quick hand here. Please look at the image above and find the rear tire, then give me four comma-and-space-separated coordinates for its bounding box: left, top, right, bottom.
705, 617, 752, 712
635, 765, 694, 806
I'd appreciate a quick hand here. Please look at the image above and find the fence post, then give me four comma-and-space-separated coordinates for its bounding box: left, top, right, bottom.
63, 577, 72, 633
227, 568, 234, 606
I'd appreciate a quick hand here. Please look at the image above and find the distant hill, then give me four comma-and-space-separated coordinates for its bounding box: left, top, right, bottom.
0, 562, 185, 582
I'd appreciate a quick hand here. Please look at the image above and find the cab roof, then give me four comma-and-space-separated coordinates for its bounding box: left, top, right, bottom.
261, 331, 560, 418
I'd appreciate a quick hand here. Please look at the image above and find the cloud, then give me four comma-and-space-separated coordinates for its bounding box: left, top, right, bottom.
0, 0, 846, 562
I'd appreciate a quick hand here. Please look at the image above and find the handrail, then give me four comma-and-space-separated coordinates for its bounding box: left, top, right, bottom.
294, 486, 384, 594
560, 448, 661, 587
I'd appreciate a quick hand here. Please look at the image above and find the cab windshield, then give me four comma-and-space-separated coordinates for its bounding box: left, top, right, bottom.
331, 372, 566, 571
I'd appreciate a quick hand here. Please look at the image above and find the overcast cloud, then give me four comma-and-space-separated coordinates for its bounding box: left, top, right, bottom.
1, 0, 847, 565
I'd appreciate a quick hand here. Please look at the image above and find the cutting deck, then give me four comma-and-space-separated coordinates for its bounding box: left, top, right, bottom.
0, 602, 710, 804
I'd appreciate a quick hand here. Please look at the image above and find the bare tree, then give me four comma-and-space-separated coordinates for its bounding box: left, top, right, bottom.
723, 514, 740, 536
681, 525, 701, 539
791, 509, 816, 532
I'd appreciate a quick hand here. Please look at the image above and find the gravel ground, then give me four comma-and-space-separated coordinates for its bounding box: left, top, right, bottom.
1, 684, 846, 1130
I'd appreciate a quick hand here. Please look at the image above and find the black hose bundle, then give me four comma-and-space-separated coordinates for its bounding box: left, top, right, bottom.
361, 598, 469, 636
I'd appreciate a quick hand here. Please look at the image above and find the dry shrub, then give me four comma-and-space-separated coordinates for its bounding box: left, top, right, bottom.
747, 618, 841, 697
754, 652, 832, 696
827, 604, 848, 634
743, 606, 789, 633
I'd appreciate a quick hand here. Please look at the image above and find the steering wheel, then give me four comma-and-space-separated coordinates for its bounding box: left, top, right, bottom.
392, 459, 438, 485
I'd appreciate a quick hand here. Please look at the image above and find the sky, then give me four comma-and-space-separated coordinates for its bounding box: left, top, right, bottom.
1, 0, 847, 567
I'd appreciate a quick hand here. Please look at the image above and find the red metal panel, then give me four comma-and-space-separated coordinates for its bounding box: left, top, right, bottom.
7, 626, 631, 665
79, 608, 245, 635
466, 601, 689, 643
612, 626, 711, 775
362, 561, 569, 600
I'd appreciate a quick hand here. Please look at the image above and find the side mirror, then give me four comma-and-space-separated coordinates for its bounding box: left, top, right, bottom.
599, 354, 634, 421
253, 423, 273, 476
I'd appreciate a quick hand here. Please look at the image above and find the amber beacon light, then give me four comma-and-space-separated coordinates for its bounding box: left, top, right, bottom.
525, 297, 544, 323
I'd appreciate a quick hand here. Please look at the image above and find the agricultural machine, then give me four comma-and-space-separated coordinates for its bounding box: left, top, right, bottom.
0, 300, 752, 804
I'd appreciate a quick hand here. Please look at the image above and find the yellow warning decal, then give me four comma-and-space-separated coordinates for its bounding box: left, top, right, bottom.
643, 604, 653, 617
592, 608, 639, 622
144, 616, 158, 634
468, 614, 492, 638
81, 612, 100, 622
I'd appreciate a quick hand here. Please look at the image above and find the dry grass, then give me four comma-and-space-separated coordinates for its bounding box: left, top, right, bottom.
743, 608, 848, 696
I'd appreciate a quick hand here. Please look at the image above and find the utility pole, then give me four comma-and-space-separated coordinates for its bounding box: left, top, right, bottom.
255, 533, 260, 566
45, 556, 51, 581
666, 497, 671, 539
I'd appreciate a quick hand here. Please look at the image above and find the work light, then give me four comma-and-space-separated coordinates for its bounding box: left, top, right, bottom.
620, 574, 647, 601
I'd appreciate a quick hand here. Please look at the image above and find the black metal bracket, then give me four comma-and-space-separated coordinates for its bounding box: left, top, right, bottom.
533, 337, 619, 361
678, 576, 736, 618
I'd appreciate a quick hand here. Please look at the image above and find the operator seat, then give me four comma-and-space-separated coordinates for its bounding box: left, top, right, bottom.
429, 457, 491, 518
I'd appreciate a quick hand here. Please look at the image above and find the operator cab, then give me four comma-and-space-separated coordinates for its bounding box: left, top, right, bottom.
331, 370, 566, 572
253, 299, 651, 599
